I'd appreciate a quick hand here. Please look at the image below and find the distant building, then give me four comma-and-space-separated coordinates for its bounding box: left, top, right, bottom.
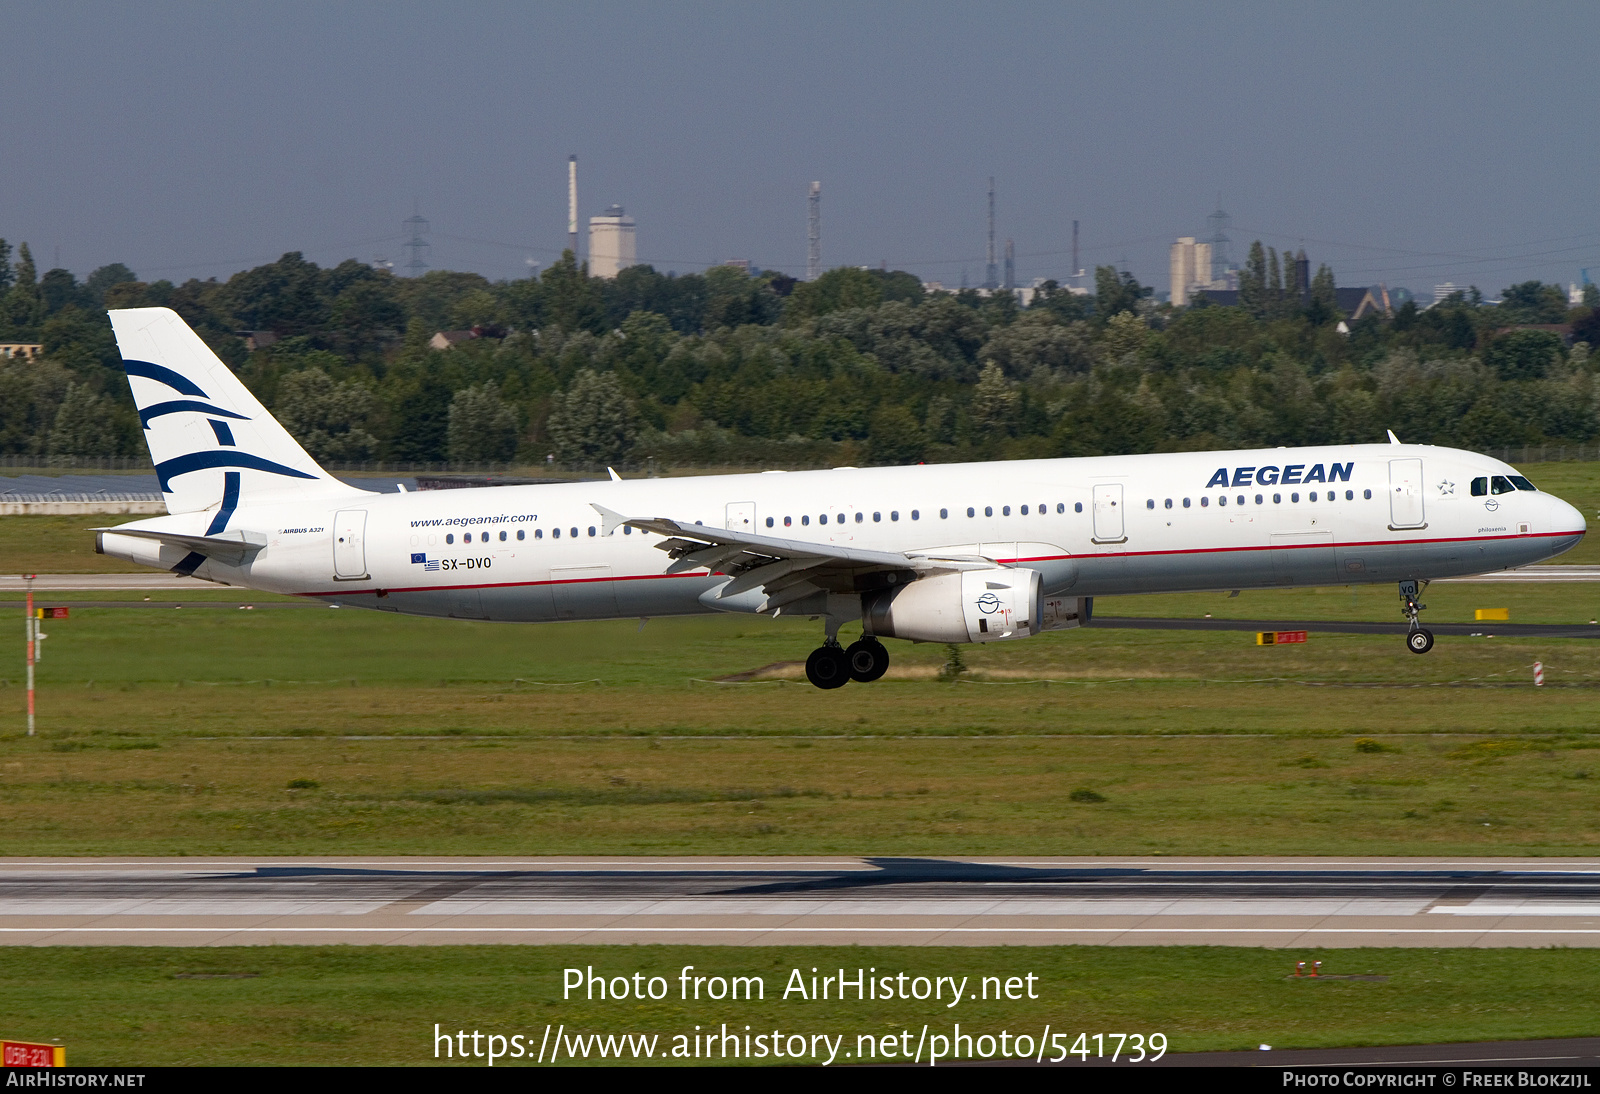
429, 330, 475, 351
587, 204, 637, 279
237, 331, 279, 352
722, 259, 751, 274
1433, 282, 1467, 306
1169, 237, 1214, 307
0, 343, 43, 361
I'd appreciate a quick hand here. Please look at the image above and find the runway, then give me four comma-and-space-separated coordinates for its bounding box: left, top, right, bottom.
6, 857, 1600, 947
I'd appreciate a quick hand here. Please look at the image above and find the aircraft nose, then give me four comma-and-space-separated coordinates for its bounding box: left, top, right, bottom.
1550, 492, 1587, 535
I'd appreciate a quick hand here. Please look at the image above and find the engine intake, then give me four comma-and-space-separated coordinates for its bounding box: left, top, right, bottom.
864, 567, 1044, 644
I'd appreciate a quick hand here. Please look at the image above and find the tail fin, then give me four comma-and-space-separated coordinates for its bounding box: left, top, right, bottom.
109, 307, 365, 518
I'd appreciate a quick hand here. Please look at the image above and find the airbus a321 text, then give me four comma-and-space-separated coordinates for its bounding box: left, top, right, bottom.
96, 308, 1587, 688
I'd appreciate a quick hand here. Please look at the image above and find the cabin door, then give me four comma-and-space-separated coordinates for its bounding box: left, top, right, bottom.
1091, 484, 1126, 543
1388, 459, 1426, 528
332, 510, 368, 579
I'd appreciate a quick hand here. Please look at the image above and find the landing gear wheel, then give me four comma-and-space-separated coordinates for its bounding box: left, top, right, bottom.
844, 639, 890, 683
805, 645, 851, 689
1407, 629, 1435, 655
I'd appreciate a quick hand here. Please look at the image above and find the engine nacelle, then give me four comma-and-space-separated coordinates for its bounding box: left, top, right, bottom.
864, 567, 1043, 643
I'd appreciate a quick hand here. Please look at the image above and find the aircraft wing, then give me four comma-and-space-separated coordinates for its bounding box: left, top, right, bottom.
591, 504, 992, 612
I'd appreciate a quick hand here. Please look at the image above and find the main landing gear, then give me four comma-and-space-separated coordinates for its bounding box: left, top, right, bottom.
1400, 579, 1434, 655
805, 637, 890, 689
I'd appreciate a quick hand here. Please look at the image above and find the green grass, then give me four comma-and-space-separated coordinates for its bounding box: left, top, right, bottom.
4, 946, 1598, 1066
0, 596, 1595, 855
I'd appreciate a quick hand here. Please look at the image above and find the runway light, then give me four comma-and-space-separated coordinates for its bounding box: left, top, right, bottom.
1311, 961, 1321, 977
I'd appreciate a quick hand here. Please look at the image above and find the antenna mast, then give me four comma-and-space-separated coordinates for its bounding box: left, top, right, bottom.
402, 207, 429, 277
807, 181, 821, 280
984, 177, 998, 289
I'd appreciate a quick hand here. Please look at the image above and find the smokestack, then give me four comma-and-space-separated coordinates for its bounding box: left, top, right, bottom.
1072, 219, 1080, 284
984, 177, 998, 290
567, 155, 578, 260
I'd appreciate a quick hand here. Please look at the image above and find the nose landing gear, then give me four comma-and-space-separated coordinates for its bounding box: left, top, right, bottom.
1400, 579, 1434, 654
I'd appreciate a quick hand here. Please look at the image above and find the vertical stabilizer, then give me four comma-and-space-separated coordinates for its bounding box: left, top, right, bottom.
109, 307, 366, 517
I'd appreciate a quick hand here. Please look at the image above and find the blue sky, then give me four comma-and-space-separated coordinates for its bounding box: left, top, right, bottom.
4, 1, 1597, 297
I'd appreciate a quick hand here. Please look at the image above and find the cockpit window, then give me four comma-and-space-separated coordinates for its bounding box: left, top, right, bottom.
1491, 475, 1516, 495
1471, 477, 1488, 497
1508, 475, 1536, 491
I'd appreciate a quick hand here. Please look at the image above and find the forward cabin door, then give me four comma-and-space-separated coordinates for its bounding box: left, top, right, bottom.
332, 510, 368, 579
1388, 459, 1426, 529
1091, 484, 1126, 544
725, 501, 756, 533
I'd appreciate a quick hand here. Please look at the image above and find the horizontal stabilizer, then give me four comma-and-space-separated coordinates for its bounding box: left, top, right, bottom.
93, 527, 267, 566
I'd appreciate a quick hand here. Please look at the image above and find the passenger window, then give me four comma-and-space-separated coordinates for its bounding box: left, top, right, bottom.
446, 533, 454, 544
984, 506, 993, 517
464, 532, 472, 543
1309, 491, 1317, 502
1491, 475, 1515, 495
967, 507, 976, 517
1218, 496, 1227, 507
1201, 497, 1209, 507
624, 526, 631, 535
1254, 494, 1262, 505
1021, 505, 1029, 515
1002, 505, 1010, 516
889, 511, 899, 521
785, 516, 792, 526
1073, 502, 1082, 513
1236, 495, 1244, 506
535, 529, 543, 539
1165, 499, 1173, 509
1273, 493, 1281, 504
1182, 498, 1191, 508
872, 512, 881, 522
819, 514, 828, 525
1363, 489, 1372, 499
802, 515, 810, 525
939, 509, 948, 519
1291, 493, 1299, 503
1471, 477, 1488, 496
766, 517, 774, 528
517, 529, 525, 541
552, 529, 559, 539
855, 512, 864, 523
1345, 490, 1353, 501
910, 510, 919, 520
1509, 475, 1536, 491
1146, 499, 1154, 509
571, 527, 579, 538
499, 530, 507, 542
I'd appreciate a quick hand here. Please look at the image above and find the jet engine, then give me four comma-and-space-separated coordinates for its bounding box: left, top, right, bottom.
864, 567, 1045, 643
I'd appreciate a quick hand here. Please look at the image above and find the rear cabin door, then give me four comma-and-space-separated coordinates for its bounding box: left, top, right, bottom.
725, 501, 756, 533
1091, 484, 1126, 543
332, 510, 368, 579
1388, 459, 1426, 528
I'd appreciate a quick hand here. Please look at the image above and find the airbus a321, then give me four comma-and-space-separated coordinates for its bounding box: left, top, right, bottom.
95, 307, 1587, 688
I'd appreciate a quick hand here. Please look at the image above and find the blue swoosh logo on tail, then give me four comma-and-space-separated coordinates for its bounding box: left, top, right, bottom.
155, 452, 317, 492
122, 359, 208, 398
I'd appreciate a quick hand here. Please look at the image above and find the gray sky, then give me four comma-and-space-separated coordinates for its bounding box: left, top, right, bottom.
5, 1, 1597, 297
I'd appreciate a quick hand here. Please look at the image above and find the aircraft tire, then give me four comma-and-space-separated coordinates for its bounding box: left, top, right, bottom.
845, 639, 890, 683
1406, 628, 1435, 655
805, 646, 851, 689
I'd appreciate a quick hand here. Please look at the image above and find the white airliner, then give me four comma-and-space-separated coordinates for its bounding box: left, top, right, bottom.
96, 307, 1586, 688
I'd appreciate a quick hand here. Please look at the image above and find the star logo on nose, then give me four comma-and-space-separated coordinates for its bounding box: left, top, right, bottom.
1437, 479, 1455, 494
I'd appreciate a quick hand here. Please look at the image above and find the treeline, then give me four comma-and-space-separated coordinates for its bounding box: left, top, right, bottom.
1, 236, 1598, 467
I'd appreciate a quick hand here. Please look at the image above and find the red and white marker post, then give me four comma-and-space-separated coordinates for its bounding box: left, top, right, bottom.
23, 574, 34, 736
1534, 662, 1545, 687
